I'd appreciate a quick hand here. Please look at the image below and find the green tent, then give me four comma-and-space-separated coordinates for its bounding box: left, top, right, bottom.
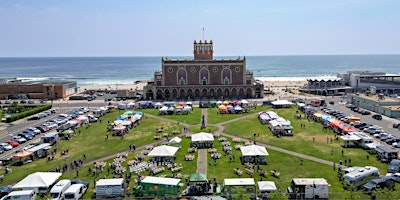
62, 129, 74, 134
124, 111, 134, 116
190, 172, 208, 182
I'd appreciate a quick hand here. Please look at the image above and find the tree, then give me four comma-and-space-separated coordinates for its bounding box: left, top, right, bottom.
343, 184, 362, 200
267, 191, 288, 200
373, 188, 400, 200
232, 187, 251, 200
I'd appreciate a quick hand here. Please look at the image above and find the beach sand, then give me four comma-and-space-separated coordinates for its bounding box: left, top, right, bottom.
80, 80, 307, 92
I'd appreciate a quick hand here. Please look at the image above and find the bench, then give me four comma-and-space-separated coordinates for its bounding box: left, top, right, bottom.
245, 168, 254, 175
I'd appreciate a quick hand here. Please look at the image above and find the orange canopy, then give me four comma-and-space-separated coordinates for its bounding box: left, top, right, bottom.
13, 150, 33, 159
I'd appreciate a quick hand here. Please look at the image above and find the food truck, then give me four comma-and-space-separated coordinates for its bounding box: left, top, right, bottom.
94, 178, 124, 199
219, 178, 257, 200
40, 132, 59, 145
287, 178, 330, 199
135, 176, 182, 198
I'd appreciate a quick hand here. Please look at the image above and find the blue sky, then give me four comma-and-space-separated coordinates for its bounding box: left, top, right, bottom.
1, 0, 399, 57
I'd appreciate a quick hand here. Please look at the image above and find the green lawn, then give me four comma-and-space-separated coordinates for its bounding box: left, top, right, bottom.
140, 107, 202, 125
1, 110, 181, 184
1, 106, 397, 199
207, 106, 270, 124
224, 108, 389, 174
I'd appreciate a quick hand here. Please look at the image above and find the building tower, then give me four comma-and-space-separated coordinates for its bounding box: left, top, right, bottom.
193, 40, 213, 60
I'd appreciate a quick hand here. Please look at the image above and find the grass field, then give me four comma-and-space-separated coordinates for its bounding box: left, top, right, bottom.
1, 106, 398, 199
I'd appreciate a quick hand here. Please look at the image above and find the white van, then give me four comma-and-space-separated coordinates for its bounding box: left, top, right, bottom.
50, 179, 72, 200
1, 190, 36, 200
64, 184, 87, 200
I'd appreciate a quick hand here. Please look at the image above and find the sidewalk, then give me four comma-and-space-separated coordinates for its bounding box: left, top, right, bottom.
196, 109, 209, 173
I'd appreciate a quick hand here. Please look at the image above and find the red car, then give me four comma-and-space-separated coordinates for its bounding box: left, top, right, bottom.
5, 140, 20, 147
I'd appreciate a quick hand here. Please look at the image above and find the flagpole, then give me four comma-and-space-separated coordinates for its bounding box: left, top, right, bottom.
202, 27, 204, 41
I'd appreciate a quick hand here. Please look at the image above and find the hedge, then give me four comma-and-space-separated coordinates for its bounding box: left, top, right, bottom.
6, 104, 53, 123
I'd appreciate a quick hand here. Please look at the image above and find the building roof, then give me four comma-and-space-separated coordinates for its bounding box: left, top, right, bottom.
292, 178, 328, 186
223, 178, 255, 186
96, 178, 124, 186
5, 81, 75, 86
147, 145, 179, 157
141, 176, 181, 186
257, 181, 277, 191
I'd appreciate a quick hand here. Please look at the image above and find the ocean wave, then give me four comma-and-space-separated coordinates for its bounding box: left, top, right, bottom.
255, 75, 337, 82
15, 77, 49, 82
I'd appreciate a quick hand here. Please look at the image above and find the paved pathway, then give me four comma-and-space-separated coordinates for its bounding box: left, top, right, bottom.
197, 149, 207, 173
196, 109, 209, 173
209, 110, 335, 167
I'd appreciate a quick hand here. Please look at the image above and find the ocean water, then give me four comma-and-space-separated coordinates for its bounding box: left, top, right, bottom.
0, 55, 399, 86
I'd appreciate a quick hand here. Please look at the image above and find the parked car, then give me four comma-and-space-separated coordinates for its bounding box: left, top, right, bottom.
18, 133, 34, 140
0, 143, 12, 151
393, 123, 400, 129
36, 126, 49, 133
71, 180, 90, 188
386, 173, 400, 183
392, 142, 400, 148
23, 130, 38, 138
0, 186, 13, 198
385, 136, 400, 145
27, 115, 41, 121
5, 140, 20, 147
371, 114, 382, 120
362, 176, 395, 194
12, 136, 27, 144
28, 100, 35, 104
27, 127, 41, 135
361, 110, 371, 115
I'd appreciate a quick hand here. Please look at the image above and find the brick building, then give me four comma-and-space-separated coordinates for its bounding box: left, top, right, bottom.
0, 81, 77, 100
143, 40, 264, 100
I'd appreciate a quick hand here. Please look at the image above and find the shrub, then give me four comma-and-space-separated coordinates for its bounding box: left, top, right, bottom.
6, 104, 52, 122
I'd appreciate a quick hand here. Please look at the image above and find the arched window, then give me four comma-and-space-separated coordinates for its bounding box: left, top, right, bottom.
199, 68, 209, 85
221, 68, 231, 85
177, 68, 187, 85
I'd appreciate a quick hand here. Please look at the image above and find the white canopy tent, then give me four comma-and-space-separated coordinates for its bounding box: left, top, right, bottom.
13, 172, 62, 193
148, 145, 179, 157
240, 145, 269, 156
169, 137, 182, 144
271, 100, 294, 108
191, 132, 214, 148
155, 102, 163, 109
191, 132, 214, 142
258, 181, 277, 192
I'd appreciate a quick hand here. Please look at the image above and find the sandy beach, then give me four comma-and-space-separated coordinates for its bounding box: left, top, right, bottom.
80, 80, 307, 92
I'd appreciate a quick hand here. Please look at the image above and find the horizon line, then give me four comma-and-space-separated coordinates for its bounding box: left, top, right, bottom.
1, 53, 400, 58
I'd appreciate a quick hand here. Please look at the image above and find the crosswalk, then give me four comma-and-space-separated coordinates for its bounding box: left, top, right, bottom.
0, 130, 7, 136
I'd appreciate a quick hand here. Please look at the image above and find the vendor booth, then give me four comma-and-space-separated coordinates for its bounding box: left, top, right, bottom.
135, 176, 183, 197
240, 145, 269, 165
159, 106, 168, 115
191, 132, 214, 149
218, 105, 227, 114
12, 172, 62, 195
169, 137, 182, 146
258, 181, 277, 199
12, 150, 34, 165
27, 143, 51, 159
271, 100, 294, 108
147, 145, 179, 165
182, 172, 212, 195
219, 178, 257, 200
